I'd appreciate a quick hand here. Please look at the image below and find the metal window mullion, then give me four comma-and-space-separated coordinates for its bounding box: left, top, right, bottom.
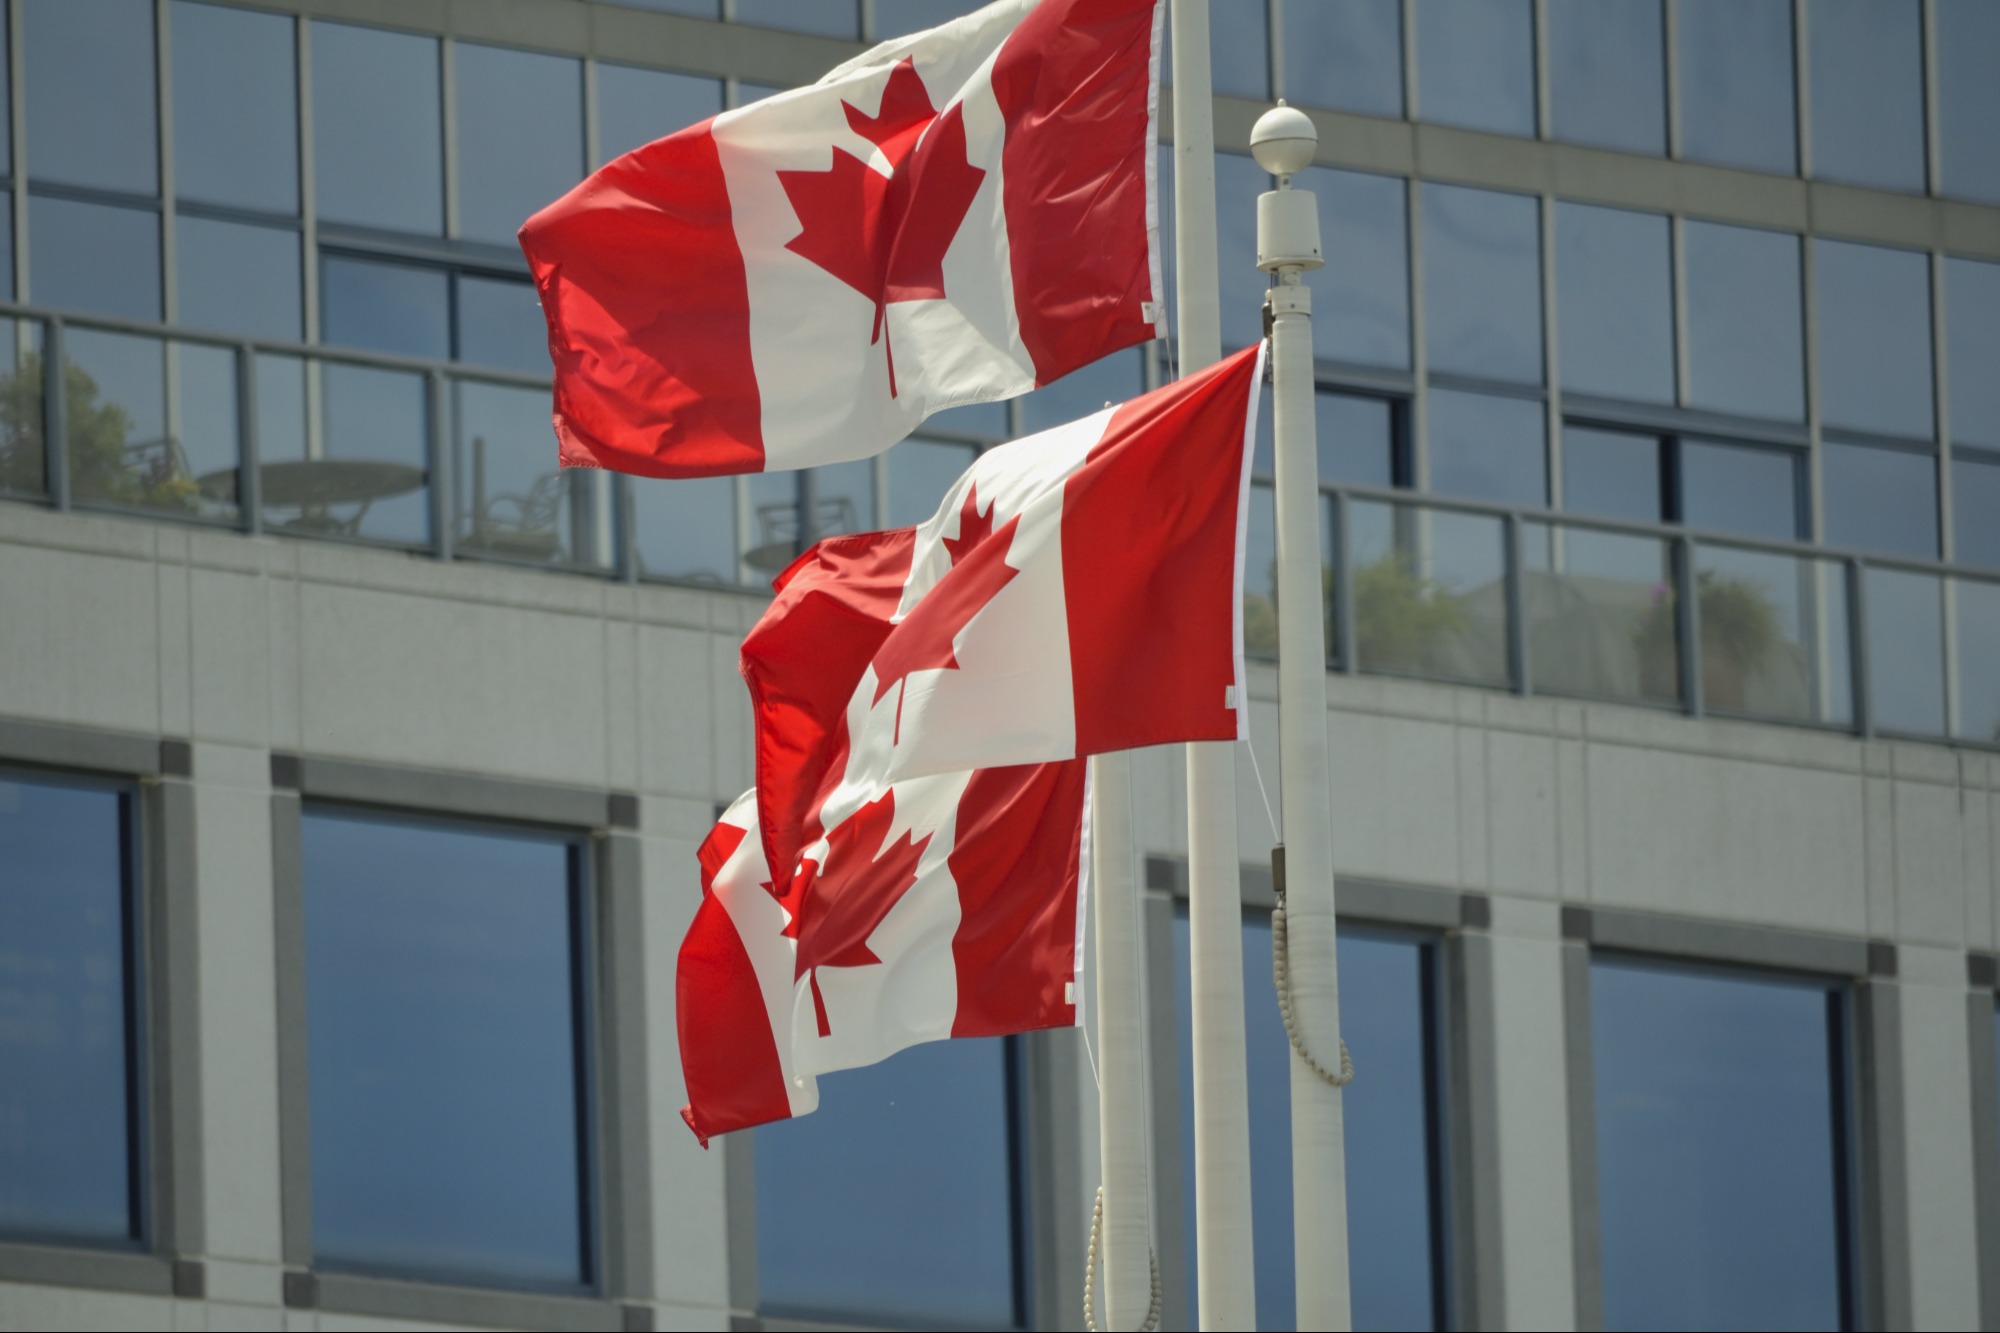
1334, 489, 1357, 673
1401, 0, 1420, 120
1671, 214, 1692, 408
1408, 177, 1429, 491
155, 0, 175, 326
1676, 532, 1703, 716
1921, 0, 1943, 198
615, 474, 637, 584
297, 16, 319, 343
1531, 0, 1551, 140
440, 36, 458, 242
1793, 0, 1813, 180
428, 368, 451, 560
1848, 555, 1872, 737
1662, 0, 1683, 160
1505, 509, 1530, 694
1932, 253, 1955, 563
583, 57, 603, 172
1267, 0, 1285, 103
1801, 235, 1825, 543
236, 343, 261, 535
8, 0, 25, 302
44, 315, 67, 509
1541, 193, 1562, 510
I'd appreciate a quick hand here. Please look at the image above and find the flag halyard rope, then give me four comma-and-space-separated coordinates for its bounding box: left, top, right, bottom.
1271, 845, 1355, 1089
1083, 1185, 1163, 1332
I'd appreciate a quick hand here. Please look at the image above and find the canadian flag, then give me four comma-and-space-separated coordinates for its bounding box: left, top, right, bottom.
520, 0, 1164, 478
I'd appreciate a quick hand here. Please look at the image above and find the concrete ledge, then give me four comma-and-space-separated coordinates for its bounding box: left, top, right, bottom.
0, 1242, 173, 1297
1567, 904, 1881, 978
308, 1270, 624, 1332
1144, 853, 1469, 928
286, 754, 615, 830
0, 715, 166, 777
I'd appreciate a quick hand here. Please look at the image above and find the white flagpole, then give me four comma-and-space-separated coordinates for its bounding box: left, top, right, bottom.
1249, 107, 1354, 1330
1169, 0, 1258, 1329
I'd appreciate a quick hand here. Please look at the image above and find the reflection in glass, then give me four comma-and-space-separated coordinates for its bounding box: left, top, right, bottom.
312, 22, 443, 234
1954, 455, 2000, 570
457, 277, 548, 377
1867, 567, 1946, 735
1173, 917, 1441, 1330
1318, 392, 1397, 489
756, 1039, 1019, 1328
598, 65, 722, 163
1955, 578, 2000, 744
1019, 348, 1142, 434
172, 0, 298, 214
176, 215, 302, 340
1815, 241, 1933, 440
735, 0, 857, 37
1414, 0, 1535, 136
0, 196, 11, 302
28, 197, 162, 323
458, 383, 603, 568
320, 255, 451, 361
1525, 523, 1679, 705
1822, 441, 1937, 560
1283, 0, 1402, 118
1548, 0, 1664, 155
1593, 957, 1849, 1331
1422, 185, 1542, 385
456, 44, 585, 247
1947, 257, 2000, 450
1562, 427, 1660, 522
1938, 1, 2000, 205
315, 365, 430, 544
888, 437, 975, 527
1350, 500, 1509, 685
0, 774, 135, 1245
64, 330, 183, 514
1556, 204, 1673, 404
1676, 0, 1796, 174
0, 15, 9, 175
1808, 0, 1926, 194
633, 476, 736, 584
24, 0, 157, 194
302, 809, 589, 1288
743, 471, 800, 578
1682, 222, 1803, 421
1695, 546, 1852, 725
1426, 389, 1544, 507
174, 343, 242, 522
254, 353, 310, 473
807, 459, 877, 540
1244, 482, 1278, 657
1680, 439, 1802, 542
0, 321, 49, 498
1305, 167, 1409, 369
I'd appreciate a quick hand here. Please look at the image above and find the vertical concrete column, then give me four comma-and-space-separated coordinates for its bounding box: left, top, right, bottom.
1891, 949, 1982, 1330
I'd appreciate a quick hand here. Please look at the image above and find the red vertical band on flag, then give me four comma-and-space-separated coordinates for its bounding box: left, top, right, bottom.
678, 821, 791, 1145
948, 761, 1086, 1037
520, 122, 765, 477
991, 0, 1161, 387
1061, 345, 1260, 755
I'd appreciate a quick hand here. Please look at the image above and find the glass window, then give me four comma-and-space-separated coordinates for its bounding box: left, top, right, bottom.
1210, 0, 1272, 101
807, 458, 877, 539
1682, 222, 1803, 421
0, 318, 46, 498
456, 276, 548, 377
1154, 152, 1272, 355
0, 773, 137, 1246
888, 436, 975, 526
1563, 426, 1661, 522
598, 65, 721, 164
1808, 0, 1926, 194
1592, 956, 1851, 1330
1414, 0, 1535, 136
458, 383, 604, 569
24, 0, 157, 194
176, 215, 301, 340
302, 808, 590, 1288
1548, 0, 1665, 156
756, 1039, 1021, 1328
875, 1, 989, 40
320, 255, 450, 361
1283, 0, 1402, 118
1937, 1, 2000, 205
1955, 577, 2000, 743
1822, 440, 1937, 559
313, 365, 431, 545
1954, 455, 2000, 570
1427, 388, 1545, 507
0, 198, 11, 302
29, 196, 162, 323
0, 14, 10, 176
633, 475, 736, 583
1675, 0, 1796, 175
1816, 241, 1934, 440
64, 329, 169, 513
1422, 184, 1542, 385
456, 44, 584, 248
735, 0, 857, 38
1173, 916, 1443, 1330
1319, 391, 1398, 489
1680, 439, 1803, 541
1866, 567, 1946, 734
1555, 203, 1673, 404
171, 1, 298, 215
312, 22, 443, 235
1947, 257, 2000, 450
1019, 347, 1143, 435
1305, 167, 1409, 370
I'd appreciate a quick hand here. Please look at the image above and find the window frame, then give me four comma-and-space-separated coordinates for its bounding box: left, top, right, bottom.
1970, 954, 2000, 1331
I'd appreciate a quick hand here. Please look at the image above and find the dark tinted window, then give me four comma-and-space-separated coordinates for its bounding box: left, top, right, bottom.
1422, 184, 1542, 384
456, 44, 584, 247
1306, 167, 1409, 369
1868, 567, 1947, 733
320, 255, 450, 361
597, 66, 721, 163
1947, 257, 2000, 450
302, 808, 590, 1288
28, 197, 162, 322
172, 1, 298, 214
1556, 203, 1673, 403
1808, 0, 1926, 194
24, 0, 157, 194
1427, 388, 1545, 506
1283, 0, 1402, 117
312, 22, 443, 234
176, 216, 301, 340
1815, 240, 1933, 440
1955, 456, 2000, 571
1937, 1, 2000, 205
1548, 0, 1665, 155
1319, 391, 1397, 489
1563, 426, 1661, 521
1822, 440, 1938, 559
1414, 0, 1535, 136
1680, 439, 1802, 541
756, 1039, 1021, 1328
1593, 957, 1850, 1330
0, 774, 136, 1245
1676, 0, 1796, 174
1682, 222, 1803, 421
457, 276, 548, 377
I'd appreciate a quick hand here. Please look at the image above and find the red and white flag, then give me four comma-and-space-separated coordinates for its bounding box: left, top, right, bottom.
520, 0, 1164, 478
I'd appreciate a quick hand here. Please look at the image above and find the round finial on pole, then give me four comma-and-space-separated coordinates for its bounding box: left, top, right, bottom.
1250, 104, 1317, 179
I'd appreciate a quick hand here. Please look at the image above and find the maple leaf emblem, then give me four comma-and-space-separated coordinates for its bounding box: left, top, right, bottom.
870, 483, 1021, 741
774, 790, 931, 1037
777, 58, 987, 396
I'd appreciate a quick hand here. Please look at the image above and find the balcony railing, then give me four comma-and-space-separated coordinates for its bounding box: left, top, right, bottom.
2, 303, 1994, 750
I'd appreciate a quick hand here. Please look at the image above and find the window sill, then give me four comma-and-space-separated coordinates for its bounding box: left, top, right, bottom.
291, 1269, 643, 1332
0, 1240, 178, 1298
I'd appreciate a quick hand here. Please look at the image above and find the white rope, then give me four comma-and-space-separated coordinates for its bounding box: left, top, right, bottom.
1271, 848, 1355, 1088
1083, 1186, 1163, 1332
1242, 736, 1281, 846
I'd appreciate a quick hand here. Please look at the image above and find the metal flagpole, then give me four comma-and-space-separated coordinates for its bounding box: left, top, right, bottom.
1249, 106, 1355, 1330
1169, 0, 1258, 1328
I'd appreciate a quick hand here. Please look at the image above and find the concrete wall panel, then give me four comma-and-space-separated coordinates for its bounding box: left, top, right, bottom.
0, 546, 162, 734
190, 571, 273, 748
1326, 711, 1462, 887
1895, 781, 1973, 946
636, 626, 717, 801
1486, 729, 1559, 898
1896, 965, 1982, 1331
